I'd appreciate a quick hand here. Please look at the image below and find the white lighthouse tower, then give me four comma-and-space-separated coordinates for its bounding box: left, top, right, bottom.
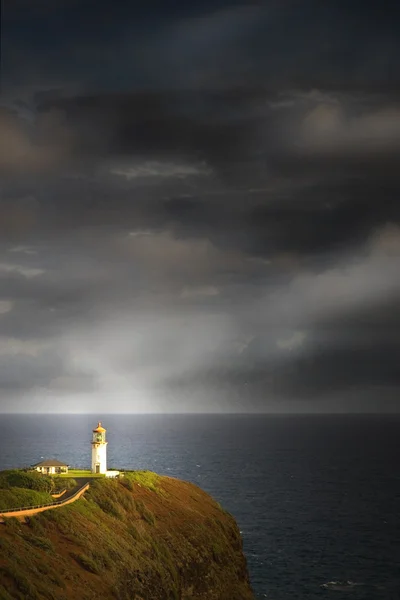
91, 422, 107, 474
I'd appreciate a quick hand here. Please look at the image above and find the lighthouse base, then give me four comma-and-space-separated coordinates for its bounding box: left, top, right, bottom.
105, 470, 120, 478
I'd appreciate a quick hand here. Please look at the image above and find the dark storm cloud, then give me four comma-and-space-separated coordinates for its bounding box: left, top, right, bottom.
164, 339, 400, 406
0, 105, 75, 175
2, 88, 399, 253
2, 90, 400, 257
33, 91, 262, 173
161, 238, 400, 404
263, 340, 400, 400
3, 0, 400, 92
1, 1, 400, 411
161, 289, 400, 405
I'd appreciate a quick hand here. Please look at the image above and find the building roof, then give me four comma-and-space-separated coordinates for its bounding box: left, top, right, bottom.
93, 421, 106, 433
33, 459, 69, 467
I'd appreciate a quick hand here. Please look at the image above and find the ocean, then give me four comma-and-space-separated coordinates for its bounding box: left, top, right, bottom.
0, 413, 399, 599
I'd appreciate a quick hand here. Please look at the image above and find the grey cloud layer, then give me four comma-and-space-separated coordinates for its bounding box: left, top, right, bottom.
1, 74, 400, 410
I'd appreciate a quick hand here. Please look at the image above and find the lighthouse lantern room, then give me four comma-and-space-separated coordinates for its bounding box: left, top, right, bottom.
91, 422, 107, 474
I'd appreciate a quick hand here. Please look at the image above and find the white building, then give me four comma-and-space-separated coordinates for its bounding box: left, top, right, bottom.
91, 422, 108, 474
33, 459, 69, 475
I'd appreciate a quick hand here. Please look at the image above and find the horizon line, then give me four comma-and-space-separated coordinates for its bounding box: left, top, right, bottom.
1, 412, 399, 416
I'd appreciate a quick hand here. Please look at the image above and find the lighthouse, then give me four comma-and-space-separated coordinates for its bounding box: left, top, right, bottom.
91, 422, 107, 474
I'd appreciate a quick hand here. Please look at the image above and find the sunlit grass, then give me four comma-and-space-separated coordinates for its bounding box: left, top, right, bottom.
0, 470, 55, 510
0, 489, 54, 511
59, 470, 105, 478
122, 470, 161, 492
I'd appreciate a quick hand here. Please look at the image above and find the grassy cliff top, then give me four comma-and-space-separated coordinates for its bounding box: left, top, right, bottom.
0, 470, 77, 510
0, 471, 254, 600
59, 470, 104, 478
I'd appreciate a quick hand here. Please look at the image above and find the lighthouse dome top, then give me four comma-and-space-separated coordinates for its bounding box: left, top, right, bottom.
93, 421, 106, 433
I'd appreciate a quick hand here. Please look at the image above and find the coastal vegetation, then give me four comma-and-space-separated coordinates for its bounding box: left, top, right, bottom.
0, 470, 76, 510
0, 488, 53, 511
0, 470, 53, 493
121, 469, 161, 492
0, 469, 253, 599
59, 470, 105, 478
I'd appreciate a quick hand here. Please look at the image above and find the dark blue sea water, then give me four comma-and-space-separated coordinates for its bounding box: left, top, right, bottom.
0, 413, 399, 599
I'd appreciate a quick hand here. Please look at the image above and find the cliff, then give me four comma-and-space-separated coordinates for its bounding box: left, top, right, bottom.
0, 471, 254, 600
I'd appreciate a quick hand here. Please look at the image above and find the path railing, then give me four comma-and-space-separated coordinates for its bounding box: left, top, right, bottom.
51, 488, 67, 499
0, 483, 90, 520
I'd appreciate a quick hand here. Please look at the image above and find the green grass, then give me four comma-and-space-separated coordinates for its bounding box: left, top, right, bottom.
0, 468, 90, 511
122, 470, 161, 492
59, 470, 105, 478
0, 470, 253, 600
0, 488, 54, 511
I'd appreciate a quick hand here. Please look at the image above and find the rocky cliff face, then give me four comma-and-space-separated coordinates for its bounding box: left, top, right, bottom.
0, 472, 254, 600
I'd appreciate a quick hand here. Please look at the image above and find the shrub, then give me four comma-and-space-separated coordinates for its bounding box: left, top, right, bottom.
97, 497, 124, 520
0, 470, 53, 493
0, 565, 40, 599
143, 509, 156, 526
26, 515, 45, 535
0, 584, 14, 600
169, 588, 179, 600
0, 537, 15, 558
120, 478, 133, 491
0, 488, 54, 511
70, 552, 101, 575
212, 541, 225, 564
135, 500, 156, 525
23, 533, 54, 553
52, 476, 76, 491
127, 524, 141, 541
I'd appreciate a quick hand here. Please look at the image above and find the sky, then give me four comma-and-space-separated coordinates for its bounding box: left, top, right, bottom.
0, 0, 400, 413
